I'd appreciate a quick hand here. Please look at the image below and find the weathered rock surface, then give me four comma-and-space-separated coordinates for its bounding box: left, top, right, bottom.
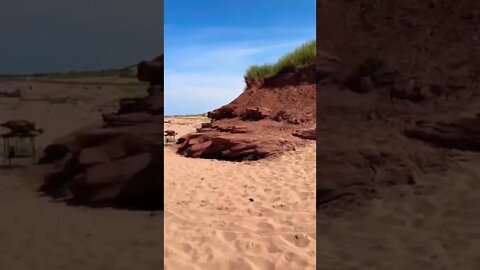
40, 144, 71, 163
117, 98, 148, 114
315, 0, 480, 215
316, 50, 341, 80
292, 128, 316, 140
116, 84, 163, 116
405, 117, 480, 151
240, 107, 272, 121
39, 55, 164, 210
70, 153, 151, 204
144, 85, 163, 114
177, 129, 297, 160
137, 55, 163, 84
77, 135, 149, 166
207, 106, 237, 120
179, 66, 316, 160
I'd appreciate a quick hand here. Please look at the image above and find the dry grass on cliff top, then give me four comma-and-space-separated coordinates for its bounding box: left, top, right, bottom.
245, 40, 316, 83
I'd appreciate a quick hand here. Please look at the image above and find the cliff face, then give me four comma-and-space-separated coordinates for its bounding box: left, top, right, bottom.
177, 65, 316, 161
40, 55, 164, 210
210, 66, 316, 123
318, 0, 480, 88
316, 0, 480, 215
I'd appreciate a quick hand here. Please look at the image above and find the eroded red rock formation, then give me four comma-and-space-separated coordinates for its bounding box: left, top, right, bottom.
177, 66, 317, 160
39, 56, 164, 210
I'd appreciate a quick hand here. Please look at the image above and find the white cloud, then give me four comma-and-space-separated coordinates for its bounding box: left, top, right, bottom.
165, 70, 244, 99
167, 40, 306, 73
164, 26, 314, 115
164, 70, 245, 115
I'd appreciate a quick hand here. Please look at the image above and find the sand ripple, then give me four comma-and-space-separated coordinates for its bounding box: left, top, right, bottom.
164, 121, 316, 269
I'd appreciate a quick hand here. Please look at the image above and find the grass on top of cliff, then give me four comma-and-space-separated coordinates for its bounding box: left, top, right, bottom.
245, 40, 316, 83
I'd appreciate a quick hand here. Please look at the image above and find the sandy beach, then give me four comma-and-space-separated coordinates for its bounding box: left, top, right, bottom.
316, 157, 480, 269
0, 78, 163, 270
164, 118, 316, 270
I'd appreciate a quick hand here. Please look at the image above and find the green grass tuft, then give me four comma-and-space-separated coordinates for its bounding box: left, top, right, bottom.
245, 40, 316, 82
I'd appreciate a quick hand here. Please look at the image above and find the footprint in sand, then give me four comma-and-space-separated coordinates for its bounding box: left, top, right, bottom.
234, 239, 264, 254
257, 221, 275, 232
227, 257, 254, 270
177, 242, 193, 253
194, 246, 214, 264
282, 234, 311, 248
221, 231, 239, 242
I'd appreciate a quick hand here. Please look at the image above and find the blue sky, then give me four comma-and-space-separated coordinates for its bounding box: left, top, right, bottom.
0, 0, 163, 74
165, 0, 316, 115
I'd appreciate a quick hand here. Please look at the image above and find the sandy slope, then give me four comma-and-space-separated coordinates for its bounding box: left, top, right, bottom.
0, 79, 162, 270
317, 154, 480, 270
0, 169, 163, 270
164, 119, 316, 270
